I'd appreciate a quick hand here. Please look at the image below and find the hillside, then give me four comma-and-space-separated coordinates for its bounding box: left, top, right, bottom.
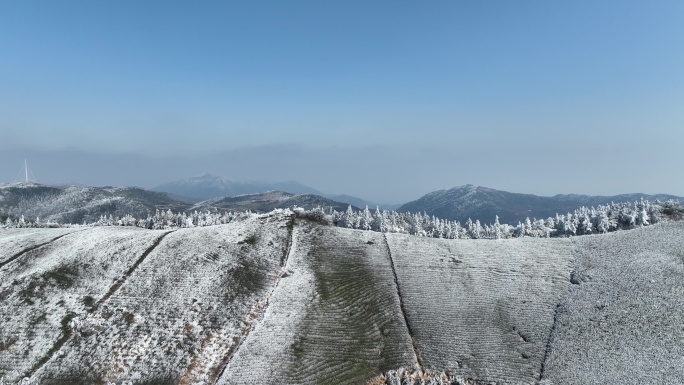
191, 191, 359, 213
1, 214, 682, 384
398, 185, 682, 224
0, 184, 357, 226
0, 183, 189, 225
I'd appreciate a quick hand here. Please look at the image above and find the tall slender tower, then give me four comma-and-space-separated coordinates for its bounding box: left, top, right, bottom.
25, 159, 28, 183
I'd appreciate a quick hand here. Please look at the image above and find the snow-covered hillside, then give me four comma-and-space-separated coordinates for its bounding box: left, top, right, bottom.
0, 183, 355, 226
0, 227, 166, 381
386, 234, 575, 383
1, 216, 683, 384
543, 224, 684, 385
191, 191, 357, 213
0, 183, 188, 225
0, 228, 81, 266
397, 184, 683, 224
219, 225, 415, 385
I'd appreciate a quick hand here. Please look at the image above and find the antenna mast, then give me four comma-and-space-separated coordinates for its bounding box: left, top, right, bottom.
14, 159, 37, 184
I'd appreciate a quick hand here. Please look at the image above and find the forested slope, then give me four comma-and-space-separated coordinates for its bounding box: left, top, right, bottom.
1, 216, 682, 385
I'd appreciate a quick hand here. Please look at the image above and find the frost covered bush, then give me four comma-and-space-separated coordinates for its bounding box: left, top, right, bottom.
366, 368, 466, 385
292, 206, 332, 225
69, 315, 106, 337
661, 200, 684, 220
0, 378, 38, 385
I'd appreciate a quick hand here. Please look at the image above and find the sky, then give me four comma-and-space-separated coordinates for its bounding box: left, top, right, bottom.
1, 1, 683, 202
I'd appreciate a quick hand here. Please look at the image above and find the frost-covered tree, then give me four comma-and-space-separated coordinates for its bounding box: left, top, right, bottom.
638, 208, 649, 226
38, 197, 681, 240
561, 213, 577, 236
359, 206, 373, 230
595, 210, 609, 233
469, 219, 483, 239
524, 217, 532, 237
492, 215, 503, 239
371, 207, 387, 232
340, 205, 356, 229
515, 221, 525, 238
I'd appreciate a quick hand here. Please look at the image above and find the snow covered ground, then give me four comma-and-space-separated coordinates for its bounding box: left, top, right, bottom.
543, 221, 684, 385
1, 216, 683, 385
0, 227, 164, 381
0, 228, 81, 266
386, 234, 575, 384
31, 215, 291, 384
219, 224, 415, 385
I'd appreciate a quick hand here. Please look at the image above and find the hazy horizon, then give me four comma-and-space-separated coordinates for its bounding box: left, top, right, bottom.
1, 144, 681, 204
2, 1, 682, 202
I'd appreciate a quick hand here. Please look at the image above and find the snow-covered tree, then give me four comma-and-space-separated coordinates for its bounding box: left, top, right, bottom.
359, 206, 373, 230
371, 207, 387, 232
340, 205, 356, 229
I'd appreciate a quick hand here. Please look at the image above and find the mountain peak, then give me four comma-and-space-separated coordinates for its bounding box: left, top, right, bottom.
399, 186, 683, 224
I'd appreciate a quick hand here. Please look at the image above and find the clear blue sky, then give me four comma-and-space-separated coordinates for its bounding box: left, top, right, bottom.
1, 1, 683, 201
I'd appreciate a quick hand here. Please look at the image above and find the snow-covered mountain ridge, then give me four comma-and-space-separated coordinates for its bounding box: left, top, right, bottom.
398, 184, 682, 224
1, 213, 683, 385
0, 183, 188, 225
190, 191, 359, 213
153, 173, 396, 210
4, 181, 681, 231
0, 183, 356, 225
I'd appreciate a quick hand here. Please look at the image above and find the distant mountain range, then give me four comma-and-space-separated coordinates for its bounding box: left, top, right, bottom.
153, 173, 323, 201
2, 181, 681, 226
153, 173, 397, 210
0, 183, 357, 224
397, 184, 682, 224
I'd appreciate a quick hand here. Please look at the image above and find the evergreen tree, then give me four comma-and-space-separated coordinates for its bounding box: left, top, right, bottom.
360, 211, 371, 230
370, 207, 388, 233
493, 215, 503, 239
341, 205, 355, 228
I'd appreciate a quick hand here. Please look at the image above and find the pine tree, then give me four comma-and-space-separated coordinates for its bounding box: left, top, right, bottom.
523, 217, 533, 237
371, 207, 383, 232
341, 205, 355, 228
493, 215, 503, 239
516, 221, 525, 237
359, 206, 373, 230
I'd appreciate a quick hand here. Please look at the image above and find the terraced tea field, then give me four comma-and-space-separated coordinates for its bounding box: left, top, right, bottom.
219, 224, 416, 385
386, 234, 575, 383
1, 215, 683, 385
